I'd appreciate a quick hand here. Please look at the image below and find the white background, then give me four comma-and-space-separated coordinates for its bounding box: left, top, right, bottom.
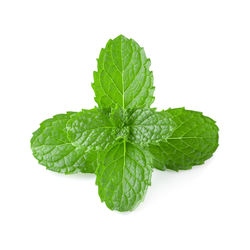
1, 1, 250, 249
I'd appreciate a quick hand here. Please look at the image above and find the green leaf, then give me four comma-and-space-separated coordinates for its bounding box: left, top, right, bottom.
31, 112, 97, 174
109, 105, 127, 127
96, 141, 152, 212
109, 107, 174, 145
92, 35, 155, 109
149, 108, 219, 171
67, 108, 116, 151
126, 108, 175, 146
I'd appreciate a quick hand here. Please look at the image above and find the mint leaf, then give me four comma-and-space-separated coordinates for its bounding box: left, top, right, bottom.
67, 108, 116, 151
96, 141, 152, 211
31, 113, 97, 174
149, 108, 219, 171
92, 35, 155, 109
109, 105, 127, 127
126, 108, 175, 145
78, 150, 98, 174
109, 107, 174, 145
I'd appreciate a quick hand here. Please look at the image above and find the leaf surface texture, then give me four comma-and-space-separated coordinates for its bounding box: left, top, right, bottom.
92, 35, 154, 109
96, 141, 152, 211
31, 113, 97, 174
149, 108, 219, 171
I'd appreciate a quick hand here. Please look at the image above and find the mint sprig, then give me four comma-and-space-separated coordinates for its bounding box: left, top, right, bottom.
31, 35, 219, 212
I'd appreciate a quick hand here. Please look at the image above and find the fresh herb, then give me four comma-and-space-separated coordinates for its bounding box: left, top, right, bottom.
31, 35, 219, 212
